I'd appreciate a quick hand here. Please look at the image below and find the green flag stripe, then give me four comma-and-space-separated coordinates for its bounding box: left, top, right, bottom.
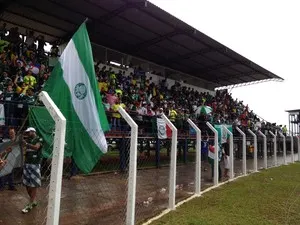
72, 23, 109, 132
43, 61, 104, 173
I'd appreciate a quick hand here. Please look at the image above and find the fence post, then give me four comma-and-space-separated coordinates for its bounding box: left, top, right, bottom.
269, 131, 277, 166
39, 91, 66, 225
236, 127, 246, 175
223, 126, 234, 180
297, 136, 300, 162
155, 138, 160, 168
206, 122, 219, 186
279, 133, 287, 165
118, 107, 138, 225
187, 119, 201, 195
183, 137, 188, 164
290, 135, 294, 163
161, 114, 177, 210
258, 130, 267, 169
248, 129, 258, 172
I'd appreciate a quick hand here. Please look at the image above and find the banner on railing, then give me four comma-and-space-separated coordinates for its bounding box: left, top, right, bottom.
157, 118, 172, 139
0, 104, 5, 126
214, 124, 233, 144
0, 139, 22, 177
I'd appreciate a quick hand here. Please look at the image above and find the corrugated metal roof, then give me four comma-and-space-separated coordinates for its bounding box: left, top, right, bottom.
1, 0, 283, 88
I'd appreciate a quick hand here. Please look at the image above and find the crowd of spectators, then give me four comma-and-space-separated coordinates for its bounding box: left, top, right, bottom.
0, 25, 59, 136
0, 23, 284, 138
96, 64, 280, 135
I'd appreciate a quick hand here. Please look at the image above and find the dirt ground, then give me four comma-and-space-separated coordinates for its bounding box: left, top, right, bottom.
0, 155, 293, 225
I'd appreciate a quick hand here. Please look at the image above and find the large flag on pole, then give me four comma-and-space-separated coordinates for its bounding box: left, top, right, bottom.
43, 23, 109, 173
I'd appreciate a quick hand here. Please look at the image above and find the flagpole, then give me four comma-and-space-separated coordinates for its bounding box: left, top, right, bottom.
83, 18, 89, 23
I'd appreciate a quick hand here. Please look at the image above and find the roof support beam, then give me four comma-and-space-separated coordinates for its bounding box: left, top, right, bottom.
138, 6, 270, 78
212, 71, 258, 82
1, 18, 60, 39
84, 0, 145, 23
16, 3, 78, 26
192, 61, 248, 74
160, 47, 224, 65
0, 0, 15, 15
5, 10, 69, 33
125, 30, 183, 53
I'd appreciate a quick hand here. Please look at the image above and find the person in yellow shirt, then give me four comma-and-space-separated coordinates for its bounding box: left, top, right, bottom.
14, 75, 28, 95
115, 85, 122, 97
111, 99, 126, 131
23, 70, 36, 89
169, 107, 177, 123
98, 79, 108, 93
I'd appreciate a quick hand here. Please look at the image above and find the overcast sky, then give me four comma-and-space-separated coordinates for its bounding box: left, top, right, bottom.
149, 0, 300, 127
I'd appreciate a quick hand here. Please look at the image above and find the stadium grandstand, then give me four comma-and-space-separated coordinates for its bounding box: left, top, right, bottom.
0, 1, 289, 225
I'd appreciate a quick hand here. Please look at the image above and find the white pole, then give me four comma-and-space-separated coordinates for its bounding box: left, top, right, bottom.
161, 114, 177, 210
222, 126, 234, 180
39, 92, 66, 225
206, 122, 219, 186
297, 136, 300, 161
236, 127, 246, 175
269, 131, 277, 166
118, 107, 138, 225
258, 131, 267, 169
290, 135, 294, 163
248, 129, 258, 172
187, 119, 201, 195
279, 133, 287, 165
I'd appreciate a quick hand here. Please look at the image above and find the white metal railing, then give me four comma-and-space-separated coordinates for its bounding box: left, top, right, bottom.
290, 135, 294, 163
118, 107, 138, 225
297, 136, 300, 161
206, 122, 219, 186
223, 126, 234, 179
40, 91, 67, 225
187, 119, 201, 195
269, 131, 277, 166
161, 114, 178, 210
258, 130, 267, 169
236, 127, 247, 175
248, 129, 258, 172
279, 132, 287, 165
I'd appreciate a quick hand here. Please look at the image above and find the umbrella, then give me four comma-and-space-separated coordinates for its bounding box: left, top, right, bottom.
0, 139, 22, 177
195, 105, 212, 116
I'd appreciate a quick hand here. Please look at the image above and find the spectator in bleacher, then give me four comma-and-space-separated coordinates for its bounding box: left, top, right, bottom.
2, 84, 17, 132
23, 69, 37, 89
168, 106, 177, 123
25, 30, 35, 50
111, 99, 126, 131
36, 35, 46, 54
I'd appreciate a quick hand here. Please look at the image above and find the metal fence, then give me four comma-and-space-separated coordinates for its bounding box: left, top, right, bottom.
0, 101, 300, 225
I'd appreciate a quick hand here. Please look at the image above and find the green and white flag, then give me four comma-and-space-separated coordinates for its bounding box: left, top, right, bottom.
43, 23, 109, 173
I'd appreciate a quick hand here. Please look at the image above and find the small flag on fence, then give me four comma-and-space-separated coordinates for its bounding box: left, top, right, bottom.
156, 118, 172, 139
208, 144, 222, 164
0, 104, 5, 126
214, 124, 233, 144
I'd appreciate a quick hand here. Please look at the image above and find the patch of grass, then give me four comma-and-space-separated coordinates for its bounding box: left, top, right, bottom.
151, 163, 300, 225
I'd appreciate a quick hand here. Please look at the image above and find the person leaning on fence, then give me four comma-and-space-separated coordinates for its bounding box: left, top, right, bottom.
21, 127, 43, 214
